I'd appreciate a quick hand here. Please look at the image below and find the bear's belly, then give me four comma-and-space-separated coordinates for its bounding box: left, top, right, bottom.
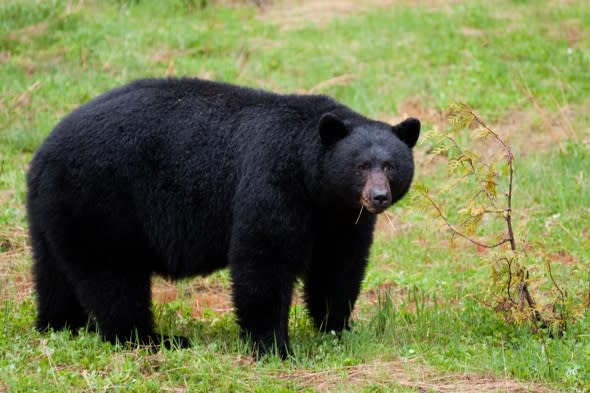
148, 216, 232, 279
160, 245, 230, 279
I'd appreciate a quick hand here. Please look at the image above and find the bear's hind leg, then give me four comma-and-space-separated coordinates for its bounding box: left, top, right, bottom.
74, 270, 190, 349
75, 270, 154, 345
32, 235, 89, 332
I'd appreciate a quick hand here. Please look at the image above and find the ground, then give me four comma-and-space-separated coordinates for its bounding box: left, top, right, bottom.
1, 0, 589, 391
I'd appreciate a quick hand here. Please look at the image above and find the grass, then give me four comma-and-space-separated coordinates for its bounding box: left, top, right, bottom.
1, 0, 590, 391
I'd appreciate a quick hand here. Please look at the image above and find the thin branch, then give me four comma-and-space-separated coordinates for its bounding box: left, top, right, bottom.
483, 208, 510, 215
500, 256, 516, 304
546, 257, 568, 333
505, 159, 517, 252
466, 106, 517, 252
421, 191, 512, 249
517, 270, 544, 325
518, 282, 537, 314
546, 257, 566, 303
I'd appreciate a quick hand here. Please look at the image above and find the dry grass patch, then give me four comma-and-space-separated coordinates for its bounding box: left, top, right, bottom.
493, 105, 579, 155
0, 226, 30, 301
275, 359, 554, 392
389, 96, 584, 164
261, 0, 466, 30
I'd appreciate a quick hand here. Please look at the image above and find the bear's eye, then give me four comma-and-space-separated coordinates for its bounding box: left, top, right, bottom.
357, 162, 370, 171
383, 162, 393, 172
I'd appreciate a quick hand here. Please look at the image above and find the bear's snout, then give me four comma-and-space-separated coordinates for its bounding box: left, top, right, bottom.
371, 188, 391, 204
361, 170, 392, 214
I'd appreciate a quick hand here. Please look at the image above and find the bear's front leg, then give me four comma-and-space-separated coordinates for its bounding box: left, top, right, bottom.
231, 265, 295, 359
304, 214, 375, 332
229, 192, 311, 359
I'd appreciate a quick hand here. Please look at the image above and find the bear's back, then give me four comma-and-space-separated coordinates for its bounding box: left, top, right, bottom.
26, 79, 353, 277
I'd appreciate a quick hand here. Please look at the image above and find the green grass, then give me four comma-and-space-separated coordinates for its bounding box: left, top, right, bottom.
1, 0, 590, 391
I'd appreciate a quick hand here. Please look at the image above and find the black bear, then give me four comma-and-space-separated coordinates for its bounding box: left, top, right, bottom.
27, 78, 420, 359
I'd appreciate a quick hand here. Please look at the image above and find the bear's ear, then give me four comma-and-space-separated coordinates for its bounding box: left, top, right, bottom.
392, 117, 420, 148
319, 113, 349, 145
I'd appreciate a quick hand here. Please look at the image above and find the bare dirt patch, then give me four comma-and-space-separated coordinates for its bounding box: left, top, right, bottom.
152, 277, 234, 318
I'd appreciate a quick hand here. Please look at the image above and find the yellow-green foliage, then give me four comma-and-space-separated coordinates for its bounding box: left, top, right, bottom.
416, 103, 581, 335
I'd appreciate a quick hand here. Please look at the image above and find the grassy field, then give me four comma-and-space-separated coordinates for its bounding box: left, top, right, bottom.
1, 0, 590, 391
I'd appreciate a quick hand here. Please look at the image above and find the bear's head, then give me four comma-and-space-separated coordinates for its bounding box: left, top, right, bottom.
318, 113, 420, 215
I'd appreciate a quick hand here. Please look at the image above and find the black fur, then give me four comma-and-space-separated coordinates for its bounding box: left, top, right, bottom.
27, 78, 420, 358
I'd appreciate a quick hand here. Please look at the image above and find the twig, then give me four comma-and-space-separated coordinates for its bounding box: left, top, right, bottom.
383, 211, 396, 233
355, 205, 364, 225
421, 191, 512, 249
517, 270, 544, 325
465, 106, 517, 252
545, 257, 566, 303
502, 256, 515, 304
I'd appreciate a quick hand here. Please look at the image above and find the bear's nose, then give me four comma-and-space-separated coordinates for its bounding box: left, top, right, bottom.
372, 190, 390, 204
